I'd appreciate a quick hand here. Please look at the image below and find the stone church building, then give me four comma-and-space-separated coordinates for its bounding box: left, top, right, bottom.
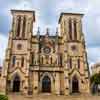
1, 9, 90, 95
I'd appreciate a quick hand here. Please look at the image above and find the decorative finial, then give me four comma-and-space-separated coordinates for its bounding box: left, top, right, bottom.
56, 27, 59, 36
37, 27, 40, 39
46, 28, 49, 35
37, 27, 40, 34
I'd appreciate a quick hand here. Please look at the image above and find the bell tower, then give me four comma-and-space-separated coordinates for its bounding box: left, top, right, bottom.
2, 10, 35, 95
11, 10, 35, 39
59, 13, 90, 95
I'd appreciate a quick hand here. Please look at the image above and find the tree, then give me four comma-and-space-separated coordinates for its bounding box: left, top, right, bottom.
90, 73, 100, 94
90, 73, 100, 84
0, 95, 8, 100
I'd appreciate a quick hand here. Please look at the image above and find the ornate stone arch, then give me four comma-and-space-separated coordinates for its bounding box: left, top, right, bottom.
69, 72, 80, 93
10, 73, 21, 92
39, 72, 54, 93
9, 69, 25, 92
12, 73, 21, 81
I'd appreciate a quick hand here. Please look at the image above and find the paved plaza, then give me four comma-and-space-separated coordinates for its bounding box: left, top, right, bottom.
8, 93, 100, 100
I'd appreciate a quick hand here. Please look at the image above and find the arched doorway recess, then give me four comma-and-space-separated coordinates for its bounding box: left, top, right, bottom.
42, 75, 51, 93
72, 76, 79, 93
13, 75, 20, 92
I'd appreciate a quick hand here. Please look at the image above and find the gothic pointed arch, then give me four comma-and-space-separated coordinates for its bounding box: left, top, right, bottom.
21, 56, 24, 67
12, 73, 21, 92
22, 16, 26, 38
73, 19, 77, 40
68, 18, 72, 40
12, 56, 16, 66
40, 72, 54, 93
16, 16, 21, 37
72, 75, 79, 93
42, 75, 51, 92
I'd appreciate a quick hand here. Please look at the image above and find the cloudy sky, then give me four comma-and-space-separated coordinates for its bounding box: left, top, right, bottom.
0, 0, 100, 69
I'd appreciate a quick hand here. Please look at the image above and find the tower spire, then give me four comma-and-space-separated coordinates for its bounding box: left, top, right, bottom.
37, 27, 40, 34
46, 28, 49, 36
56, 27, 58, 36
37, 27, 40, 39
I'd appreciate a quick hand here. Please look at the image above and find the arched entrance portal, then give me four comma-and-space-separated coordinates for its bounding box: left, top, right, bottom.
13, 75, 20, 92
42, 76, 51, 93
72, 76, 79, 93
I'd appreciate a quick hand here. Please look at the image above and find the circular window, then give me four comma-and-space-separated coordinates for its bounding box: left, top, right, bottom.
43, 47, 51, 54
17, 44, 22, 50
71, 45, 77, 51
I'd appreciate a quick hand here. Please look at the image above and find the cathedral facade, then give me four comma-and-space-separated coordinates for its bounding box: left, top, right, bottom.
1, 10, 90, 95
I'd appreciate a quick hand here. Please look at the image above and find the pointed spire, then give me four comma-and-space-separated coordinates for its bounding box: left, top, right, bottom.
46, 28, 49, 36
37, 27, 40, 35
56, 27, 59, 44
37, 27, 40, 39
56, 27, 58, 36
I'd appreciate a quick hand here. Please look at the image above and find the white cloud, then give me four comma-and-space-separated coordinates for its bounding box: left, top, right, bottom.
55, 0, 89, 14
56, 1, 75, 11
10, 0, 33, 10
87, 47, 100, 64
0, 33, 8, 66
96, 17, 100, 27
89, 0, 100, 7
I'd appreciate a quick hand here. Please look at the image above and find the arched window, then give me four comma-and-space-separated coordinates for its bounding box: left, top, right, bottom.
13, 74, 20, 92
50, 57, 52, 64
16, 16, 21, 37
77, 59, 80, 69
60, 54, 62, 66
12, 56, 16, 66
74, 20, 77, 40
21, 57, 24, 67
72, 75, 79, 93
68, 19, 72, 40
68, 58, 72, 68
31, 53, 34, 65
42, 75, 51, 92
58, 54, 62, 66
22, 16, 26, 38
41, 56, 43, 64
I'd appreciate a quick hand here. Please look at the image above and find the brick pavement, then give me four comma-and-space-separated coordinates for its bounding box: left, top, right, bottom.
8, 93, 100, 100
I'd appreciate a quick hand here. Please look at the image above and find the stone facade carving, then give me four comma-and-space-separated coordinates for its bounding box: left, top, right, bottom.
1, 10, 90, 95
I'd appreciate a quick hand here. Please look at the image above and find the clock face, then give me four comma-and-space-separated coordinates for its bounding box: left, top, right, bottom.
43, 47, 51, 54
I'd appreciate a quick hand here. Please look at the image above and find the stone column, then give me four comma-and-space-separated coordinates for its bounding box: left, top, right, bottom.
55, 72, 60, 95
33, 72, 38, 94
64, 71, 69, 95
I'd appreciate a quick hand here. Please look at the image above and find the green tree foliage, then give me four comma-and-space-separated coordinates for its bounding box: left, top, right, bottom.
90, 73, 100, 84
0, 95, 8, 100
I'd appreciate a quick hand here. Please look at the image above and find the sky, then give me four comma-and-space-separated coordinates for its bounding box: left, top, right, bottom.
0, 0, 100, 70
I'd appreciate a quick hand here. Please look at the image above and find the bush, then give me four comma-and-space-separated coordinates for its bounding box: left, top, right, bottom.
0, 95, 8, 100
